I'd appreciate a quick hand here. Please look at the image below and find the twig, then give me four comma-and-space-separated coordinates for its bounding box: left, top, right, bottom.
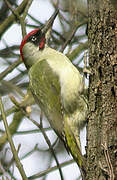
0, 111, 24, 149
0, 96, 28, 180
99, 161, 109, 174
5, 0, 33, 37
20, 0, 33, 37
61, 20, 88, 53
4, 0, 25, 37
67, 41, 88, 62
10, 96, 64, 180
27, 117, 64, 180
4, 0, 19, 19
0, 90, 34, 121
0, 58, 21, 81
40, 110, 43, 127
3, 144, 21, 170
0, 0, 29, 37
0, 161, 6, 175
28, 159, 74, 179
35, 138, 58, 153
0, 106, 18, 121
1, 80, 25, 97
0, 45, 19, 58
22, 0, 33, 20
15, 128, 52, 135
60, 25, 78, 52
101, 143, 115, 180
20, 144, 38, 160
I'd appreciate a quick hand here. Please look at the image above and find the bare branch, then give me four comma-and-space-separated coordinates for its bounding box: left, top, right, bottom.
0, 96, 28, 180
0, 0, 29, 38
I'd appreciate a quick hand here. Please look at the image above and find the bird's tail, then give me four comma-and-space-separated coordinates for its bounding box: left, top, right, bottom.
64, 114, 87, 179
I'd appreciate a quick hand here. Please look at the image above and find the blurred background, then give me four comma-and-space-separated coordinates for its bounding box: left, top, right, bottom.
0, 0, 88, 179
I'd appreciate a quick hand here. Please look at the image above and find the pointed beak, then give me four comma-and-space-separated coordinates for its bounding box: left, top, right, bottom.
41, 9, 59, 34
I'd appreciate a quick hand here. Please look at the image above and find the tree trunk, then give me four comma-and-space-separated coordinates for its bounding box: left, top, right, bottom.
87, 0, 117, 179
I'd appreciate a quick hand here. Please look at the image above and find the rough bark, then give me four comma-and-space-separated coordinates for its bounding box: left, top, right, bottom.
87, 0, 117, 179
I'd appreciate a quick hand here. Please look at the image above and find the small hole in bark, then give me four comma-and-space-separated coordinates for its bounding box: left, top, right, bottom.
111, 86, 115, 97
99, 53, 103, 58
98, 66, 102, 79
111, 23, 116, 30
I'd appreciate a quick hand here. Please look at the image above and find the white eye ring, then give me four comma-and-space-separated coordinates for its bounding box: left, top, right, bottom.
31, 36, 37, 42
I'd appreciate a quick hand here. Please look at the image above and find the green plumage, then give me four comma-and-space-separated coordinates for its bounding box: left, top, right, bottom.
29, 59, 64, 136
29, 57, 87, 178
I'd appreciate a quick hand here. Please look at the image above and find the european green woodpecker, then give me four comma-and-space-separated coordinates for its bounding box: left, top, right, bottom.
20, 9, 88, 178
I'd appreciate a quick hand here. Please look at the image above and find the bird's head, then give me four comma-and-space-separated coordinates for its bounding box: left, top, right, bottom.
20, 9, 59, 69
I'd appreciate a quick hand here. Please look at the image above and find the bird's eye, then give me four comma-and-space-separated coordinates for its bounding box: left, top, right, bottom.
31, 36, 37, 42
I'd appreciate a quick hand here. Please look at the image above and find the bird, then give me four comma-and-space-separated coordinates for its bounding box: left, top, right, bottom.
20, 9, 88, 179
